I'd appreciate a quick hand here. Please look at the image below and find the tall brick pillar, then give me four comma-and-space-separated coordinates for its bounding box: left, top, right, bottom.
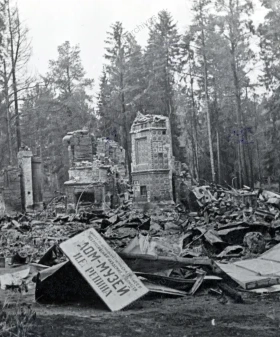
32, 157, 43, 209
18, 150, 33, 209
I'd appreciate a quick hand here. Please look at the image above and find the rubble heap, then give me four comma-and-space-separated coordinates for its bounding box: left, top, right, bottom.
1, 184, 280, 310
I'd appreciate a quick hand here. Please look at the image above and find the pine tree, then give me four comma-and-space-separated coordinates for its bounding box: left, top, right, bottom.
47, 41, 94, 132
20, 42, 95, 189
188, 0, 216, 182
214, 0, 256, 186
144, 10, 181, 158
144, 10, 180, 116
98, 22, 146, 181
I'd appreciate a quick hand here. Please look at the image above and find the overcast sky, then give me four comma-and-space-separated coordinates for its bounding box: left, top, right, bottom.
17, 0, 266, 94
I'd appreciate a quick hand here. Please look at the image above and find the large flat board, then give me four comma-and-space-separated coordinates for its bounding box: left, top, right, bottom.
60, 228, 149, 311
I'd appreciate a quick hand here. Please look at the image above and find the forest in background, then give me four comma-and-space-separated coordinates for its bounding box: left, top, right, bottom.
0, 0, 279, 190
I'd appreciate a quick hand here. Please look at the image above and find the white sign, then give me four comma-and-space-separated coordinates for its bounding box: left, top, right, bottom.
134, 186, 140, 192
60, 228, 149, 311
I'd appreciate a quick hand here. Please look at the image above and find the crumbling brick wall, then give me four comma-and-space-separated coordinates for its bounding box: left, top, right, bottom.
63, 130, 127, 210
63, 130, 95, 167
0, 167, 22, 212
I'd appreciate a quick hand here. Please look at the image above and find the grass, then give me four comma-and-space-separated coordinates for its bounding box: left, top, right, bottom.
0, 293, 36, 337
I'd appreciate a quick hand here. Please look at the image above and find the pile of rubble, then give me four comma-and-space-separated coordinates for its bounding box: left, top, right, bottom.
1, 184, 280, 310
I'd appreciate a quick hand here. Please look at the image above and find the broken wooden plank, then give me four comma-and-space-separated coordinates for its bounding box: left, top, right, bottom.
119, 252, 213, 267
189, 271, 206, 295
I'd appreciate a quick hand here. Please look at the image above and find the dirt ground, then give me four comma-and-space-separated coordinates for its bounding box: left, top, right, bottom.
23, 292, 280, 337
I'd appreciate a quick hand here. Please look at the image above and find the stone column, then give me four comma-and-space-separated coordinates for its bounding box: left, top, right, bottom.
18, 150, 33, 209
32, 157, 43, 209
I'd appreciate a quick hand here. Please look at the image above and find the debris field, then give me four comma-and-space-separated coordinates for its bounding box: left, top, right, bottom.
1, 184, 280, 311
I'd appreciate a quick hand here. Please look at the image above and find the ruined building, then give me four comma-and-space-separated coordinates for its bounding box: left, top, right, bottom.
0, 149, 43, 213
63, 130, 127, 210
130, 112, 174, 203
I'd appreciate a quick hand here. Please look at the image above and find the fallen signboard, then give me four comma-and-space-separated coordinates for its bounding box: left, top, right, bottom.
60, 228, 149, 311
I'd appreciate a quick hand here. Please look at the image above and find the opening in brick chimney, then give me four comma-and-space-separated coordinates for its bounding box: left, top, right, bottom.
75, 191, 95, 203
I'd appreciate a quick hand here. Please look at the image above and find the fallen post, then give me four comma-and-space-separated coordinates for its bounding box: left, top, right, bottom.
119, 252, 213, 267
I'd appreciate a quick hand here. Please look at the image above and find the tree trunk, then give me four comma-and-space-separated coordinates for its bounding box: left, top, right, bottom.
191, 77, 199, 180
237, 143, 242, 188
213, 79, 221, 185
190, 112, 196, 179
249, 146, 254, 188
66, 64, 74, 131
3, 60, 13, 165
120, 71, 132, 183
228, 0, 248, 187
254, 97, 262, 185
198, 0, 215, 182
217, 130, 221, 184
231, 59, 247, 186
7, 2, 21, 151
201, 26, 215, 182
